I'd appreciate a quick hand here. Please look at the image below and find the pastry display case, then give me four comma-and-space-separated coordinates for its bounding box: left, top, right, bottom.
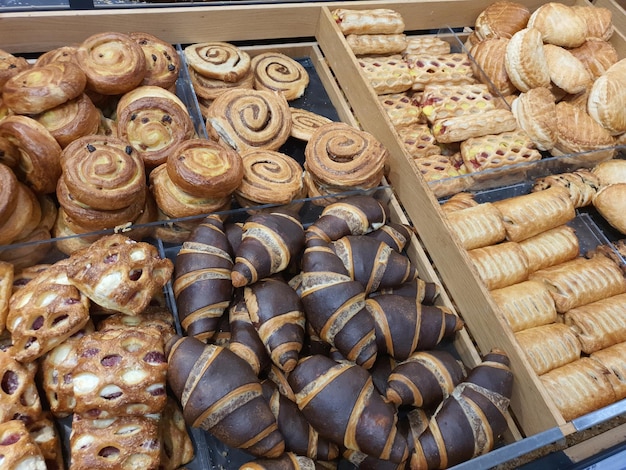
1, 0, 626, 468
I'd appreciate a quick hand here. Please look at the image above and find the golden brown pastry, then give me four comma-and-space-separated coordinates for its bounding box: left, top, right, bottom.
357, 55, 413, 95
159, 397, 195, 469
235, 148, 305, 208
250, 51, 310, 101
532, 169, 599, 208
116, 85, 195, 168
2, 62, 86, 115
461, 129, 541, 173
346, 33, 408, 56
421, 83, 499, 124
0, 419, 47, 470
431, 108, 518, 144
474, 1, 530, 40
207, 88, 292, 153
408, 53, 476, 91
540, 357, 616, 421
505, 27, 551, 92
493, 186, 575, 242
129, 31, 180, 90
515, 322, 581, 375
28, 413, 65, 470
510, 86, 557, 151
440, 192, 477, 213
590, 342, 626, 400
289, 107, 333, 141
403, 36, 451, 56
0, 182, 42, 246
543, 44, 592, 95
490, 279, 557, 332
518, 225, 579, 273
378, 91, 422, 128
32, 93, 100, 148
166, 137, 243, 198
189, 66, 254, 101
0, 133, 19, 168
571, 5, 614, 41
593, 184, 626, 236
34, 45, 79, 67
0, 349, 42, 425
396, 124, 441, 159
77, 31, 147, 95
527, 3, 587, 48
185, 41, 251, 83
412, 154, 471, 198
0, 115, 62, 194
0, 162, 18, 223
530, 255, 626, 313
51, 208, 98, 256
445, 202, 506, 250
332, 8, 405, 35
564, 292, 626, 354
593, 160, 626, 187
0, 48, 30, 88
469, 37, 517, 97
569, 39, 618, 79
468, 241, 530, 290
0, 260, 12, 333
587, 58, 626, 136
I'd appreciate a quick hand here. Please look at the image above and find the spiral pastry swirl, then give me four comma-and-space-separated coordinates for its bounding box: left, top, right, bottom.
0, 48, 30, 88
61, 135, 146, 210
0, 136, 19, 169
130, 32, 180, 90
235, 149, 304, 206
251, 52, 310, 101
34, 93, 100, 148
189, 66, 254, 101
116, 85, 195, 168
184, 42, 251, 83
206, 88, 292, 153
305, 122, 387, 190
0, 163, 18, 221
77, 32, 146, 95
166, 138, 243, 198
290, 107, 333, 141
34, 46, 79, 67
2, 62, 87, 115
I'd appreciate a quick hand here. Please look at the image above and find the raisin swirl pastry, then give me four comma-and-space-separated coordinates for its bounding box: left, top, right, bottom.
304, 122, 387, 192
0, 115, 62, 194
61, 134, 146, 211
33, 93, 100, 148
206, 88, 292, 153
235, 149, 305, 208
0, 162, 18, 224
166, 138, 243, 198
116, 85, 195, 168
251, 52, 310, 101
189, 66, 254, 101
2, 62, 86, 115
34, 45, 79, 67
129, 31, 180, 90
0, 48, 30, 88
184, 41, 251, 83
77, 32, 146, 95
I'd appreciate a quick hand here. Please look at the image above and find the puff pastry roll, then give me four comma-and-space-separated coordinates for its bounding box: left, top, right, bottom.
440, 192, 478, 214
493, 186, 576, 242
431, 108, 518, 144
540, 357, 616, 421
515, 323, 581, 375
564, 292, 626, 354
332, 8, 405, 35
532, 169, 599, 209
468, 241, 530, 290
445, 202, 506, 250
530, 255, 626, 313
590, 342, 626, 400
518, 225, 580, 273
490, 280, 557, 332
346, 33, 408, 56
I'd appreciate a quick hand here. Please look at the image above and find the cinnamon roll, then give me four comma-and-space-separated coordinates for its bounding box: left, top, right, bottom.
304, 122, 387, 190
77, 32, 147, 95
166, 138, 243, 198
189, 66, 254, 102
33, 93, 100, 148
235, 149, 305, 208
206, 88, 292, 153
116, 85, 195, 168
129, 31, 180, 90
184, 42, 251, 83
0, 115, 62, 194
290, 107, 333, 141
150, 163, 232, 219
61, 134, 146, 211
0, 163, 18, 222
35, 46, 80, 67
0, 48, 30, 88
0, 182, 41, 246
251, 52, 310, 101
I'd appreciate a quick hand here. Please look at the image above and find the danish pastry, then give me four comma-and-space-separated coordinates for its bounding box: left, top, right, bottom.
421, 83, 499, 124
469, 38, 517, 97
357, 55, 413, 95
34, 45, 79, 67
346, 33, 408, 56
532, 169, 599, 208
129, 31, 180, 90
0, 419, 46, 470
518, 225, 579, 273
490, 279, 557, 332
468, 241, 530, 290
185, 41, 251, 83
515, 322, 581, 375
403, 36, 450, 56
408, 53, 476, 91
510, 86, 557, 151
189, 66, 254, 101
0, 48, 30, 88
289, 107, 333, 141
0, 349, 42, 424
332, 8, 405, 35
527, 3, 587, 48
460, 129, 541, 173
431, 108, 518, 143
378, 92, 423, 128
590, 342, 626, 400
474, 0, 530, 40
396, 124, 440, 158
251, 52, 310, 101
413, 154, 471, 198
445, 202, 506, 250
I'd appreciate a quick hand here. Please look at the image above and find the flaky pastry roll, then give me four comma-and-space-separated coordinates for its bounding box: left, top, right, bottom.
490, 279, 557, 332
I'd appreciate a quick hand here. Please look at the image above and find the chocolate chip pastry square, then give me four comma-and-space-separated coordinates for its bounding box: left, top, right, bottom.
71, 327, 167, 419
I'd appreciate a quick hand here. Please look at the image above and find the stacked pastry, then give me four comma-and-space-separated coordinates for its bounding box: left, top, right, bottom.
470, 1, 621, 164
445, 184, 626, 421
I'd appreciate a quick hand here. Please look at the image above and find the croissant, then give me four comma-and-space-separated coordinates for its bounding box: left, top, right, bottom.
288, 354, 409, 464
411, 349, 514, 470
232, 211, 305, 288
173, 215, 234, 341
239, 453, 317, 470
366, 221, 414, 252
299, 240, 378, 369
228, 290, 271, 376
386, 350, 466, 408
166, 335, 285, 458
332, 235, 419, 295
369, 278, 441, 306
369, 353, 398, 396
260, 379, 340, 461
366, 294, 464, 361
244, 277, 305, 373
305, 195, 389, 243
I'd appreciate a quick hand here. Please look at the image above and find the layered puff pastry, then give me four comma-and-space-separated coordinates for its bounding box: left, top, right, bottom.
473, 0, 530, 41
518, 225, 580, 273
490, 279, 557, 332
515, 322, 581, 375
590, 342, 626, 400
532, 169, 599, 208
332, 8, 405, 35
587, 58, 626, 136
346, 33, 408, 56
527, 2, 587, 48
505, 27, 550, 93
592, 184, 626, 235
468, 241, 530, 290
445, 202, 506, 250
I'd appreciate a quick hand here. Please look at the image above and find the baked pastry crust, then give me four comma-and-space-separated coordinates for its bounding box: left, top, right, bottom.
587, 58, 626, 135
493, 186, 575, 242
592, 160, 626, 187
0, 349, 42, 423
129, 31, 180, 90
518, 225, 580, 273
403, 36, 451, 56
571, 5, 614, 41
34, 45, 79, 67
592, 183, 626, 235
0, 261, 12, 333
0, 162, 18, 223
346, 33, 408, 56
0, 419, 46, 470
543, 44, 592, 95
408, 53, 476, 91
185, 41, 251, 83
378, 91, 423, 128
396, 124, 440, 158
421, 83, 499, 124
515, 322, 581, 375
505, 27, 551, 92
289, 107, 333, 141
490, 279, 557, 332
474, 0, 531, 40
332, 8, 405, 35
357, 55, 413, 95
445, 202, 506, 250
469, 37, 517, 97
530, 255, 626, 313
511, 86, 557, 149
440, 192, 477, 213
590, 342, 626, 400
527, 3, 587, 48
251, 52, 310, 101
431, 108, 518, 144
0, 48, 31, 88
569, 39, 618, 79
413, 154, 471, 198
468, 241, 530, 290
532, 168, 599, 208
461, 129, 541, 173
